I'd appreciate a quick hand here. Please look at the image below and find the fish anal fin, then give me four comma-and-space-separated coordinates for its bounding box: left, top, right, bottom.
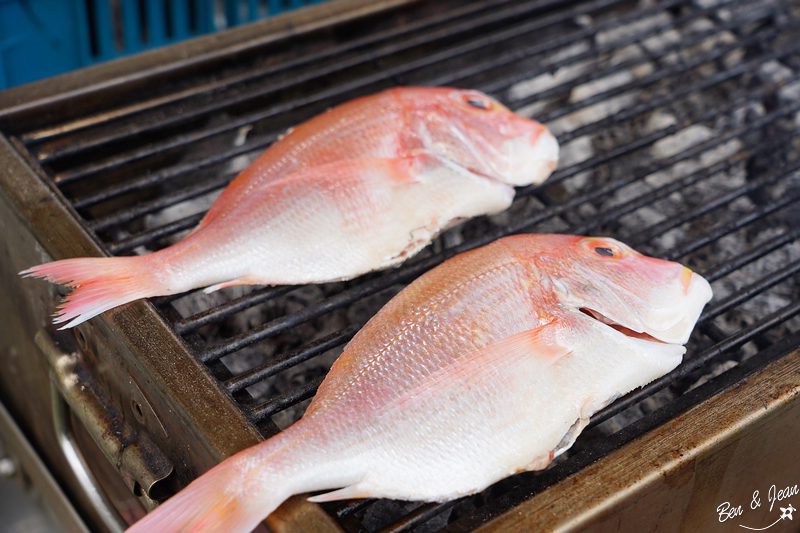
203, 276, 258, 293
307, 485, 369, 504
517, 451, 555, 473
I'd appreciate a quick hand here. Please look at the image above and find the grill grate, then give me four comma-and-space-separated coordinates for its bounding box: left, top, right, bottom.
6, 0, 800, 530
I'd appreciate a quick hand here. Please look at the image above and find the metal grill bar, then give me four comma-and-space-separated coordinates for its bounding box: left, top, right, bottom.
517, 100, 800, 233
224, 325, 359, 393
553, 29, 793, 145
247, 376, 325, 421
108, 212, 205, 255
520, 10, 780, 123
195, 257, 439, 363
703, 228, 800, 285
175, 285, 297, 334
73, 0, 784, 232
664, 182, 800, 261
703, 246, 800, 321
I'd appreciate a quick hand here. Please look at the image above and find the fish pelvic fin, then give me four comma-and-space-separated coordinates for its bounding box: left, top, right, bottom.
20, 256, 160, 329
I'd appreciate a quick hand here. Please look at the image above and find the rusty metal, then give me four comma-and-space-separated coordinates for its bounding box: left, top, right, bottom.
38, 328, 173, 504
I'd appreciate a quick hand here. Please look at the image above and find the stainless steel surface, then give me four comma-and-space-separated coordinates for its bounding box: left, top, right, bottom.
0, 478, 64, 533
0, 400, 86, 533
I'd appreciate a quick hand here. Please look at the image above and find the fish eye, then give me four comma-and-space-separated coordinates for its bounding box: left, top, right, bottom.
594, 246, 616, 258
579, 238, 626, 261
461, 94, 495, 111
466, 98, 490, 109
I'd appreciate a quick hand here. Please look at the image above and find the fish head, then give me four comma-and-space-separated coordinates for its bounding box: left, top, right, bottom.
530, 235, 712, 345
399, 87, 559, 186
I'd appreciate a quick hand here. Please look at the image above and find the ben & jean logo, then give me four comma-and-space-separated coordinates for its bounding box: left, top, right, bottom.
717, 483, 798, 530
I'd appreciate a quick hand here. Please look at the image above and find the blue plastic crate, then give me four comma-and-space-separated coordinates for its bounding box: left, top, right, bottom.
0, 0, 327, 89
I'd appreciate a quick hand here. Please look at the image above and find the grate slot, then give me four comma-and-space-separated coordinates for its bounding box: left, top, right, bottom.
223, 325, 359, 393
195, 258, 438, 363
703, 243, 800, 321
492, 3, 782, 105
247, 376, 325, 421
663, 181, 800, 261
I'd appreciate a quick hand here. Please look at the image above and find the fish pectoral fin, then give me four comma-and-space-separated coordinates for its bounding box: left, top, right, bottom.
448, 318, 574, 380
307, 485, 368, 503
388, 319, 574, 415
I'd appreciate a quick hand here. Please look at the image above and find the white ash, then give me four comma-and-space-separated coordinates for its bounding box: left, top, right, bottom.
693, 0, 730, 8
556, 135, 595, 167
609, 43, 655, 80
651, 124, 715, 160
710, 228, 800, 316
515, 98, 554, 122
609, 133, 746, 236
546, 45, 652, 135
573, 14, 593, 28
686, 360, 739, 391
169, 284, 261, 322
778, 74, 800, 103
507, 41, 592, 101
644, 136, 745, 191
553, 93, 640, 135
570, 69, 636, 105
641, 28, 682, 56
594, 12, 674, 48
643, 110, 678, 134
140, 188, 224, 247
138, 122, 259, 247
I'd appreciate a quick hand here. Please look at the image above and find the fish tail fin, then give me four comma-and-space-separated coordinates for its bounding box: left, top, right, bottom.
20, 256, 161, 329
126, 445, 293, 533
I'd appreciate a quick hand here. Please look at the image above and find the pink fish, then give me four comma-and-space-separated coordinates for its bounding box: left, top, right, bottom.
124, 234, 712, 533
20, 87, 559, 329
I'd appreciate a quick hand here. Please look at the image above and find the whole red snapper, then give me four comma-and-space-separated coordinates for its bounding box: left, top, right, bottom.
125, 234, 712, 533
21, 87, 559, 329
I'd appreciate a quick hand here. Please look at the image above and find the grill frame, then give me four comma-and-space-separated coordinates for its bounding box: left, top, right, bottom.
1, 0, 800, 531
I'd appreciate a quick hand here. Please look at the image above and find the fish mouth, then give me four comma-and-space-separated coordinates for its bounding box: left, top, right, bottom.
579, 308, 669, 345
